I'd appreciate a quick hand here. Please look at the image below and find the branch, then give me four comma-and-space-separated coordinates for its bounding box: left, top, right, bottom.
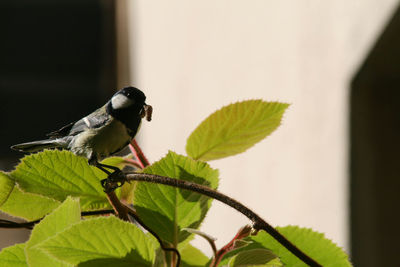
102, 171, 130, 221
105, 190, 129, 221
126, 172, 322, 267
0, 210, 115, 229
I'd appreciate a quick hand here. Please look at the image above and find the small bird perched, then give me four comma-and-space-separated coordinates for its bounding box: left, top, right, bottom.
12, 86, 152, 188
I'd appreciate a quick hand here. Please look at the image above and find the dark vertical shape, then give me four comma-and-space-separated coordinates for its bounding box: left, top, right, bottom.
0, 0, 117, 250
350, 5, 400, 266
0, 0, 116, 170
98, 0, 117, 98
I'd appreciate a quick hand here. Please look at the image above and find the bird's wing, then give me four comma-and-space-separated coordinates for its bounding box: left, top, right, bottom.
46, 122, 75, 138
47, 106, 110, 138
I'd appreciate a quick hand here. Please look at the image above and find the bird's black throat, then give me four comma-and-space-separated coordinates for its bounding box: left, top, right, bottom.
106, 102, 142, 137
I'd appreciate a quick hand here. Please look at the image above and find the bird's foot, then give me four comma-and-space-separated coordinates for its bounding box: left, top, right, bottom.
101, 169, 127, 193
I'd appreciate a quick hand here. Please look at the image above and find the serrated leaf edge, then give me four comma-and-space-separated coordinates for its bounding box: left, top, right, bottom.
186, 100, 290, 161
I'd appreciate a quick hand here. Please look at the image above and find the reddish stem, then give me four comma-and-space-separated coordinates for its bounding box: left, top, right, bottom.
129, 139, 150, 168
210, 225, 252, 266
105, 191, 129, 221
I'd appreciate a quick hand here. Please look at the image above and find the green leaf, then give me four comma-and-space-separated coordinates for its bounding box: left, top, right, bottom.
0, 243, 28, 267
251, 226, 352, 267
120, 181, 137, 205
100, 156, 127, 169
0, 184, 61, 220
10, 150, 122, 210
186, 100, 289, 161
25, 196, 81, 267
180, 244, 210, 267
38, 216, 155, 266
0, 172, 15, 206
227, 249, 281, 267
134, 151, 219, 246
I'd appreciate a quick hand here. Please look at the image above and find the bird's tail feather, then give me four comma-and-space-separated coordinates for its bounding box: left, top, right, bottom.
11, 139, 65, 153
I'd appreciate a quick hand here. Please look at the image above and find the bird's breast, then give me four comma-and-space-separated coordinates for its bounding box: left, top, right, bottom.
71, 119, 132, 160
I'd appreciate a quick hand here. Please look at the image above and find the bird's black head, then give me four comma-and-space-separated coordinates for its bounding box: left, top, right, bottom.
107, 87, 149, 133
110, 86, 146, 110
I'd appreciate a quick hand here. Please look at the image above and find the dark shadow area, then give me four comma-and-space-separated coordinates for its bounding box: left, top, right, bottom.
350, 4, 400, 266
78, 249, 152, 267
0, 0, 116, 171
0, 0, 116, 250
177, 166, 214, 201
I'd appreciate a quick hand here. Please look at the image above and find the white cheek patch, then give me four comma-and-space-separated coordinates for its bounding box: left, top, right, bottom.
111, 94, 134, 109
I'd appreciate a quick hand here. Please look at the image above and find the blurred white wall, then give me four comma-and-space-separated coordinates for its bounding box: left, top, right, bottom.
121, 0, 398, 254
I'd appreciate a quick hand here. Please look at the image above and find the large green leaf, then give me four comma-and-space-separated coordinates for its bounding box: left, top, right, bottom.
186, 100, 289, 161
38, 216, 155, 267
0, 184, 60, 220
133, 151, 219, 246
9, 150, 122, 210
251, 226, 352, 267
25, 197, 80, 267
0, 243, 28, 267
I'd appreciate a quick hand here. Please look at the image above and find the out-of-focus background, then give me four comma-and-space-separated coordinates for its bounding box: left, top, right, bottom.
1, 1, 399, 266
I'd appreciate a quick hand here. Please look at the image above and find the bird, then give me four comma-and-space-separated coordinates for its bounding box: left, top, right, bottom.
11, 86, 152, 188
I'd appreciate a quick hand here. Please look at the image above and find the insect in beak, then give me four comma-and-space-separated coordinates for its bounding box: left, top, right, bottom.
141, 104, 153, 121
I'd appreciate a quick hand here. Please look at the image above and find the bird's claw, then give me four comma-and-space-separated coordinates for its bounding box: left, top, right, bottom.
101, 169, 127, 193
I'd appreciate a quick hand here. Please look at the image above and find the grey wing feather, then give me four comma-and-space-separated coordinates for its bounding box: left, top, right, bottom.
46, 122, 74, 138
47, 106, 110, 138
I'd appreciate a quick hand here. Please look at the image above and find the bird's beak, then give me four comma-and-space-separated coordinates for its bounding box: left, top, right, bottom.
141, 104, 153, 121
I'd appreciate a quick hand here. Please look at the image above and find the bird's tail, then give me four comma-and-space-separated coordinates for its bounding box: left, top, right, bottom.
11, 139, 66, 153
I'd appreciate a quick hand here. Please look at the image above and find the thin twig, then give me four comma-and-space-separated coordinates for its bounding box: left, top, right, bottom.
0, 219, 38, 230
0, 210, 115, 229
101, 170, 131, 221
81, 209, 115, 216
105, 190, 129, 221
126, 172, 322, 267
